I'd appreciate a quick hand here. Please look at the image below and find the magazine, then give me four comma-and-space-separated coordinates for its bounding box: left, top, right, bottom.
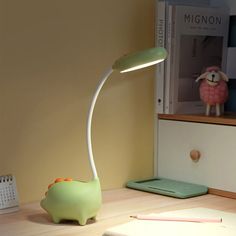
168, 5, 229, 114
155, 0, 212, 114
155, 0, 166, 113
156, 1, 229, 114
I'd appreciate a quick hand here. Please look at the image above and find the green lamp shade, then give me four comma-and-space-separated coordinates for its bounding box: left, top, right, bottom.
112, 47, 167, 73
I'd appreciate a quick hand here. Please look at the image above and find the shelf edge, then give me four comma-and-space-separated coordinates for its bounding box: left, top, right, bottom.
158, 113, 236, 126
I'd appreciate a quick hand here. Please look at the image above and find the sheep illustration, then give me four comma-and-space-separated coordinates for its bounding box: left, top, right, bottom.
196, 66, 229, 116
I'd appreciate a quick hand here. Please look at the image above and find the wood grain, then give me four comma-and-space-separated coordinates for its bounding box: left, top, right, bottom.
1, 188, 236, 236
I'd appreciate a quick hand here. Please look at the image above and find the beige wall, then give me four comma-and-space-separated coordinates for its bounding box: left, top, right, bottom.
0, 0, 156, 203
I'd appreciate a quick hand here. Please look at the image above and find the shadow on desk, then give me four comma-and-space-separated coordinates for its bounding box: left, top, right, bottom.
27, 213, 55, 225
27, 212, 96, 226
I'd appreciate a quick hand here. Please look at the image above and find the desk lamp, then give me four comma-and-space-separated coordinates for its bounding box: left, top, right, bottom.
40, 47, 167, 225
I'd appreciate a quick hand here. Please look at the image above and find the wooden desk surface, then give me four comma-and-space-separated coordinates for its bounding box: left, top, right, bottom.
1, 188, 236, 236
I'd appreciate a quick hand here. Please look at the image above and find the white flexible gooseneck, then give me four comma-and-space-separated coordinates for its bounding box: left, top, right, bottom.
86, 68, 113, 179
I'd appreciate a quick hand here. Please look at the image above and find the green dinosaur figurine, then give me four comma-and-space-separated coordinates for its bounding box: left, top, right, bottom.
40, 178, 101, 225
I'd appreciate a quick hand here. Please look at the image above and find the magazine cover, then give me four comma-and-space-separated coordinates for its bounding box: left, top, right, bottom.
167, 5, 229, 114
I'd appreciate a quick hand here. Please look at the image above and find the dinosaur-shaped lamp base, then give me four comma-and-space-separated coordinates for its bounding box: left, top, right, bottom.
40, 178, 101, 225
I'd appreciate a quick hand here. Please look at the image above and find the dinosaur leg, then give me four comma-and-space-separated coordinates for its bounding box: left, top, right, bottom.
51, 215, 61, 224
77, 216, 88, 226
